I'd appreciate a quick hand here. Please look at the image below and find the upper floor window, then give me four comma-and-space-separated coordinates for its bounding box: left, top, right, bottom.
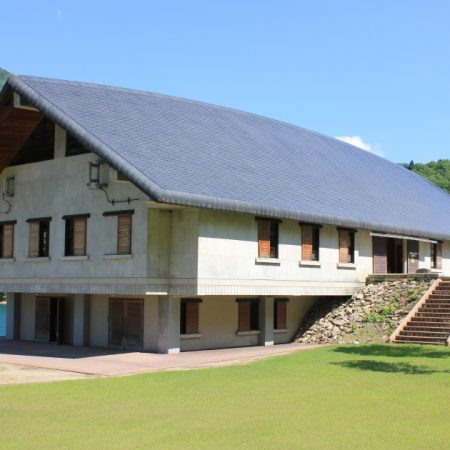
63, 214, 89, 256
237, 298, 260, 332
430, 242, 442, 270
256, 218, 280, 259
301, 224, 320, 261
338, 228, 355, 264
103, 210, 133, 255
0, 221, 15, 258
27, 218, 51, 257
180, 299, 202, 335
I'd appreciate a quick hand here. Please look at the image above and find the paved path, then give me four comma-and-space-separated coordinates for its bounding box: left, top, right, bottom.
0, 340, 321, 377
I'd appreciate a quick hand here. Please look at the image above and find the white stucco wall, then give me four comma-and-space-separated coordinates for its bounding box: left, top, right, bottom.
0, 152, 149, 283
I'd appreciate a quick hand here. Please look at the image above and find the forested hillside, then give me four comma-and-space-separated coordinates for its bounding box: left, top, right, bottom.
403, 160, 450, 194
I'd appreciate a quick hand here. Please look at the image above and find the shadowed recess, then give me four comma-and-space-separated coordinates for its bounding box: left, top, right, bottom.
332, 344, 450, 359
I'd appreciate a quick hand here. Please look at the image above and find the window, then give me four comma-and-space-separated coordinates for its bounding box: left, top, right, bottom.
63, 215, 89, 256
180, 299, 201, 335
237, 299, 259, 332
257, 218, 279, 258
301, 224, 320, 261
431, 242, 442, 270
339, 228, 355, 263
0, 221, 15, 258
27, 218, 51, 257
274, 299, 288, 330
103, 210, 133, 255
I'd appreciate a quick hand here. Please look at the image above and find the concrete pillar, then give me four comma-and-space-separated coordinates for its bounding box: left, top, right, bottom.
6, 293, 21, 340
157, 296, 180, 354
259, 297, 274, 346
73, 294, 90, 346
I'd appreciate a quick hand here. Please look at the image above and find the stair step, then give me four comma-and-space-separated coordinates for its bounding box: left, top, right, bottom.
404, 325, 450, 331
419, 307, 450, 313
394, 339, 446, 346
429, 294, 450, 300
395, 335, 447, 342
408, 321, 450, 327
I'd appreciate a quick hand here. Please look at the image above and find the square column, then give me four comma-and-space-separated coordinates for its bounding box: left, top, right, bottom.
259, 297, 274, 346
157, 296, 180, 354
6, 293, 21, 340
73, 294, 90, 346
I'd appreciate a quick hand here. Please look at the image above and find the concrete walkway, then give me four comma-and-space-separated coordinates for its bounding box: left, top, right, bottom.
0, 340, 321, 376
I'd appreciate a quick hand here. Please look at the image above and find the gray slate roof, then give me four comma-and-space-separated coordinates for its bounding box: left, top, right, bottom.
6, 75, 450, 240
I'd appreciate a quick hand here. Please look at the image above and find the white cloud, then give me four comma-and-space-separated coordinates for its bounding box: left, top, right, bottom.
335, 135, 384, 157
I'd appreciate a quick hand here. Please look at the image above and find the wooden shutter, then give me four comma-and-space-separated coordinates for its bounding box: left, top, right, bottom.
258, 221, 271, 258
2, 224, 14, 258
407, 240, 419, 273
185, 302, 199, 334
302, 225, 313, 261
238, 301, 250, 332
117, 214, 132, 254
436, 242, 442, 270
372, 236, 387, 274
28, 221, 40, 257
275, 301, 287, 330
339, 230, 349, 263
72, 218, 86, 256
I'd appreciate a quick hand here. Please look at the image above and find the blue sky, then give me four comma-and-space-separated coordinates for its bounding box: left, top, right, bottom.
2, 1, 450, 163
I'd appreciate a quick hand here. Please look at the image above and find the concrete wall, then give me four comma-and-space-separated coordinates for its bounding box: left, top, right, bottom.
180, 295, 317, 351
0, 150, 149, 282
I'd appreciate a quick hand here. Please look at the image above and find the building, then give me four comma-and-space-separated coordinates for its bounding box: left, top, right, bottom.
1, 75, 449, 353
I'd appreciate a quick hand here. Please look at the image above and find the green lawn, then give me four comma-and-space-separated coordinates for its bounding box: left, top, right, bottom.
0, 345, 449, 449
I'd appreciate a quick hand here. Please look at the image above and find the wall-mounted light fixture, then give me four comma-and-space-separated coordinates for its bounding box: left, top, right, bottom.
5, 176, 15, 197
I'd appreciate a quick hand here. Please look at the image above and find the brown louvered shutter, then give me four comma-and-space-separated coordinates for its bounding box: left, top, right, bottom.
302, 225, 313, 261
258, 221, 270, 258
339, 230, 349, 263
72, 218, 86, 256
28, 222, 40, 257
275, 301, 287, 330
185, 302, 199, 334
238, 301, 250, 331
372, 236, 387, 273
436, 243, 442, 270
2, 224, 14, 258
117, 214, 132, 254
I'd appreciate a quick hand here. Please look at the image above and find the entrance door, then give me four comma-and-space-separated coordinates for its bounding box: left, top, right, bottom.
35, 297, 65, 344
407, 240, 419, 273
108, 299, 143, 351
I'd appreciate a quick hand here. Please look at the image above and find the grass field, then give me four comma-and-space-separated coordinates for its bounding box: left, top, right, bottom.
0, 344, 449, 449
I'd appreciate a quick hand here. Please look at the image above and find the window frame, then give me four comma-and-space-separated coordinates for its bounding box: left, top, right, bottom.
300, 223, 321, 262
63, 214, 90, 257
27, 217, 51, 258
338, 228, 356, 264
180, 298, 202, 335
0, 221, 16, 259
237, 298, 260, 332
103, 210, 134, 255
431, 242, 442, 270
274, 298, 289, 330
256, 217, 281, 259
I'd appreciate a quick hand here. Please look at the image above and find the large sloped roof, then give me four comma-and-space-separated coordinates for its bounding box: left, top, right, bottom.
5, 75, 450, 240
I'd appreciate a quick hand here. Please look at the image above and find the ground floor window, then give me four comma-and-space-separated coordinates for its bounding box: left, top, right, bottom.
274, 299, 288, 330
180, 299, 201, 335
430, 242, 442, 270
237, 299, 259, 332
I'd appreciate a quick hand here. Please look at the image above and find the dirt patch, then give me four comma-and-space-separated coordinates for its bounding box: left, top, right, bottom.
0, 363, 91, 385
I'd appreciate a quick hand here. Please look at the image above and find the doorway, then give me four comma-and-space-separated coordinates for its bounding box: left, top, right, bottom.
108, 299, 143, 351
35, 297, 65, 344
373, 237, 404, 274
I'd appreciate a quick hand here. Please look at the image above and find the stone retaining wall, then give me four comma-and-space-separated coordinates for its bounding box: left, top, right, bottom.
295, 279, 432, 344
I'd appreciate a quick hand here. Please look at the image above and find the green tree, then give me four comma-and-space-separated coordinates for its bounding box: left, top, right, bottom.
0, 67, 10, 89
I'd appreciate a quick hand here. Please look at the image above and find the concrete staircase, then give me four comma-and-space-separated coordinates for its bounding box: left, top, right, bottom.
391, 278, 450, 346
